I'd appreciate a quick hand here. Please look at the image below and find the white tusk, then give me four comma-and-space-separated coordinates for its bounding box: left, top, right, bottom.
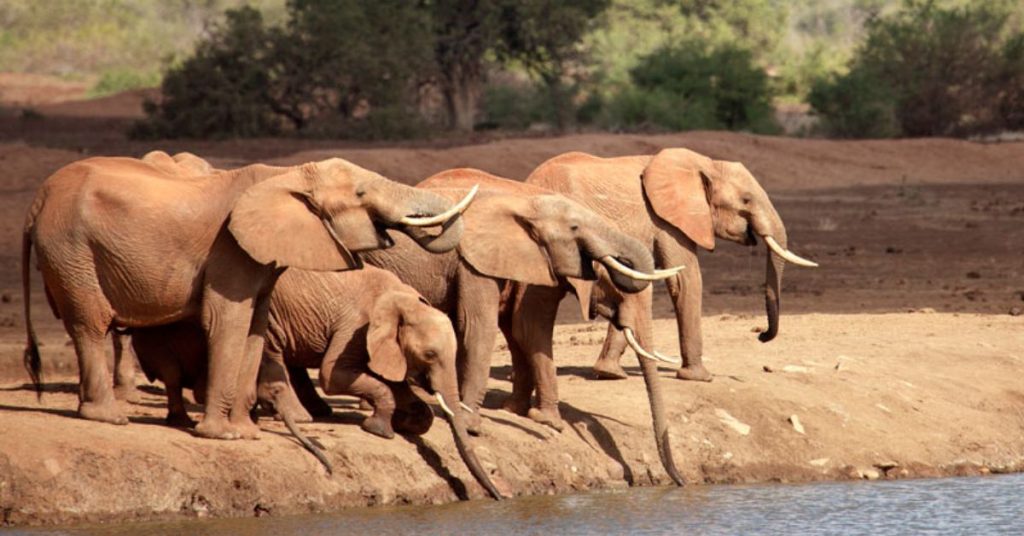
400, 184, 479, 227
600, 256, 685, 281
763, 236, 819, 268
435, 392, 457, 418
623, 328, 682, 365
460, 402, 475, 413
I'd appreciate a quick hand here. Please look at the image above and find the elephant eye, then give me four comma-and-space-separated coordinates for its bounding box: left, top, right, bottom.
742, 196, 752, 205
356, 189, 366, 198
570, 224, 580, 231
424, 350, 438, 361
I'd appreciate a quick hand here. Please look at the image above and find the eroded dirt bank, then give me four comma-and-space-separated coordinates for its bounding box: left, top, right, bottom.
1, 313, 1022, 526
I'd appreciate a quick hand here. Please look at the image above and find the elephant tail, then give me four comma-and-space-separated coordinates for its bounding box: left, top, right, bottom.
22, 201, 42, 400
281, 409, 333, 475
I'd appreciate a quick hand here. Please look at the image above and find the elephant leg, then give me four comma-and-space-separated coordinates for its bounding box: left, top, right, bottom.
592, 323, 629, 380
454, 269, 501, 435
160, 359, 194, 428
511, 284, 565, 431
391, 382, 433, 436
68, 322, 127, 425
288, 365, 333, 419
111, 332, 141, 403
195, 294, 259, 440
257, 352, 314, 423
498, 290, 533, 416
322, 365, 396, 439
227, 292, 274, 438
655, 236, 711, 382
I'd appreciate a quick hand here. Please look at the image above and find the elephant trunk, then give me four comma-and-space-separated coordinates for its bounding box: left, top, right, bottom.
580, 218, 654, 294
634, 316, 685, 486
390, 189, 467, 253
753, 211, 786, 343
433, 380, 503, 500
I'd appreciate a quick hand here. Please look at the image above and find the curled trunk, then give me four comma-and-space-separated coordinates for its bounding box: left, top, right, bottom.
760, 250, 785, 343
581, 217, 654, 294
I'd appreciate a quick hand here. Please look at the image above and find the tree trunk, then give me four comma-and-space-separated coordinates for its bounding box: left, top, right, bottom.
443, 67, 480, 133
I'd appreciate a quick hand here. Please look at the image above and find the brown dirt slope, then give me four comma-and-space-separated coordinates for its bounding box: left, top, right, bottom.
1, 313, 1022, 526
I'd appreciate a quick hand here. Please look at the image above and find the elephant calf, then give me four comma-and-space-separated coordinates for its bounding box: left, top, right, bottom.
130, 266, 502, 499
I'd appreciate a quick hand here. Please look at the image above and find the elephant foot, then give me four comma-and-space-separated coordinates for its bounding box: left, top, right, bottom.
592, 360, 628, 380
676, 364, 713, 382
361, 413, 396, 439
501, 395, 531, 416
463, 409, 483, 437
78, 401, 129, 425
166, 411, 196, 428
392, 400, 433, 436
527, 407, 565, 432
194, 417, 241, 440
113, 384, 142, 404
231, 417, 262, 440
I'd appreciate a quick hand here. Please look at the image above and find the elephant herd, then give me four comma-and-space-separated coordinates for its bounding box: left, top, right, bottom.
21, 147, 816, 501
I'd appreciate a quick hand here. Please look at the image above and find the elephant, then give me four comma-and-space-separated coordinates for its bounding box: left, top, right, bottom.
522, 148, 817, 383
104, 151, 216, 404
128, 265, 503, 499
274, 168, 679, 437
22, 155, 474, 440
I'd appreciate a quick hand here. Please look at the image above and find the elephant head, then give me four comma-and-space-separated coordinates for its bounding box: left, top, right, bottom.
228, 158, 476, 271
642, 148, 817, 343
421, 169, 681, 291
366, 291, 503, 500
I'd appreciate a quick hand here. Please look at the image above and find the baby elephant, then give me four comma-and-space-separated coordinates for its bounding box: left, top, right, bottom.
257, 266, 457, 441
130, 266, 502, 498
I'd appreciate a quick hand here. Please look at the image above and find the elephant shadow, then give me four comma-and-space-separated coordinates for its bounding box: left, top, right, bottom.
557, 365, 643, 380
403, 435, 469, 501
556, 399, 637, 485
0, 381, 79, 395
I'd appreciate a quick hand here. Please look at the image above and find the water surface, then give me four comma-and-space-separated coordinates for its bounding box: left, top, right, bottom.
23, 473, 1024, 535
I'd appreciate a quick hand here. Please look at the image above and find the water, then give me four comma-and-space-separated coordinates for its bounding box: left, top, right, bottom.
20, 473, 1024, 535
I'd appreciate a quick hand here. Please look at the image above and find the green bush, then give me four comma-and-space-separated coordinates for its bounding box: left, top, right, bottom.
602, 41, 778, 133
131, 7, 280, 139
810, 1, 1024, 138
808, 65, 898, 138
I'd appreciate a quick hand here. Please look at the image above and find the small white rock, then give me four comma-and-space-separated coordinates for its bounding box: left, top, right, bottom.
788, 415, 805, 434
782, 365, 811, 373
809, 457, 830, 467
715, 408, 751, 436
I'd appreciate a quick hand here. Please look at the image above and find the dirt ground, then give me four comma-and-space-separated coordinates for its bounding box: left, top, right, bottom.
0, 85, 1022, 526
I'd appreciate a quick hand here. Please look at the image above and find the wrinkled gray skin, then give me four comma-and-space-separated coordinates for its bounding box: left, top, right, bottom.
23, 156, 465, 440
130, 267, 503, 499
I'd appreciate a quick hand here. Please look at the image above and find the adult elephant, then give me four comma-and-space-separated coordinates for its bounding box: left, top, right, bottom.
22, 156, 473, 440
278, 169, 679, 434
525, 148, 818, 382
130, 266, 504, 500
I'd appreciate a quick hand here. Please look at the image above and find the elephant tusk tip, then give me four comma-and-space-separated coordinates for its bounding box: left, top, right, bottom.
435, 392, 457, 418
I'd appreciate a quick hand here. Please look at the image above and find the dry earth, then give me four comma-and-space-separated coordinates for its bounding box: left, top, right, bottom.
0, 84, 1022, 526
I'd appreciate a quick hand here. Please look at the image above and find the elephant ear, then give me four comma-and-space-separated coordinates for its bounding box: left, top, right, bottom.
444, 191, 559, 286
228, 165, 356, 271
366, 294, 407, 382
642, 148, 715, 251
566, 277, 595, 321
